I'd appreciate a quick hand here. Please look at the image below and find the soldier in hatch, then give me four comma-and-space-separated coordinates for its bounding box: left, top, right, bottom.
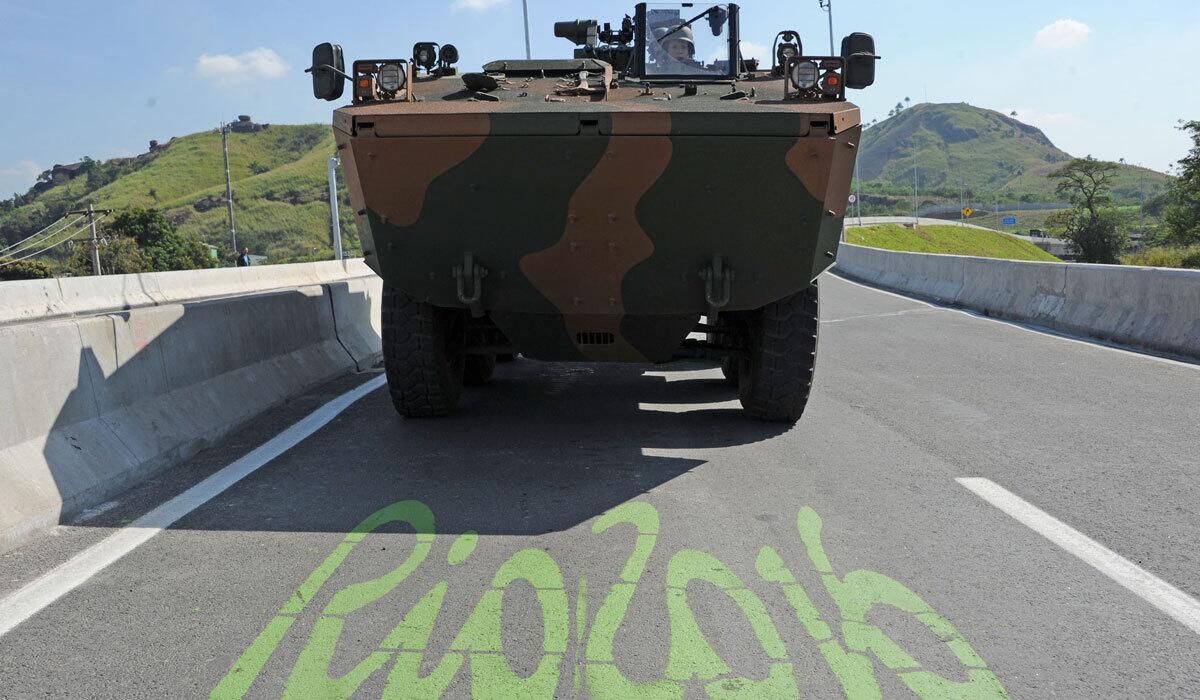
650, 23, 712, 75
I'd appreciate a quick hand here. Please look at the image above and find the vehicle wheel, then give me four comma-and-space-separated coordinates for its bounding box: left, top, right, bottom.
464, 353, 497, 385
738, 282, 819, 423
382, 284, 466, 418
720, 357, 740, 386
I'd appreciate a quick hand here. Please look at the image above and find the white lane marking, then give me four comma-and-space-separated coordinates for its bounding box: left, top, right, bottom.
638, 400, 742, 413
822, 308, 930, 324
0, 375, 387, 640
643, 368, 723, 383
958, 477, 1200, 636
831, 273, 1199, 370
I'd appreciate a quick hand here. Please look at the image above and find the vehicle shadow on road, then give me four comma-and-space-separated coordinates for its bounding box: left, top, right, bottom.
176, 360, 794, 536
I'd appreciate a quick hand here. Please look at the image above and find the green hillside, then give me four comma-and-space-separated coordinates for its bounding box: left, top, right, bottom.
858, 103, 1170, 203
846, 223, 1061, 262
0, 124, 358, 266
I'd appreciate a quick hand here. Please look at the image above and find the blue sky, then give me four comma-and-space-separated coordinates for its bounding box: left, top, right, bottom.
1, 0, 1197, 196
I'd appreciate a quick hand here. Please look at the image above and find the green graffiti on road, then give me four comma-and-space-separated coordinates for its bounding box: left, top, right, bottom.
212, 501, 1008, 699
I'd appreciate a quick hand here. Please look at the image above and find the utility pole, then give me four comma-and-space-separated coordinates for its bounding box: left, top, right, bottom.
220, 123, 238, 254
87, 204, 101, 275
328, 155, 343, 261
818, 0, 835, 54
67, 204, 113, 276
522, 0, 532, 59
912, 143, 919, 224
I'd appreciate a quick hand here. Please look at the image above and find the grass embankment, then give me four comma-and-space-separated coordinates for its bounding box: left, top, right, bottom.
845, 224, 1061, 262
1121, 245, 1200, 269
0, 124, 359, 267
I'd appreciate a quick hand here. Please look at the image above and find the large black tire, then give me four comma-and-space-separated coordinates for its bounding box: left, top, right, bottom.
464, 353, 497, 385
382, 284, 466, 418
737, 282, 819, 423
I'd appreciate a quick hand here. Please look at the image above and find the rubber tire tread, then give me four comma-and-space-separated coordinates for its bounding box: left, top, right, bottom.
382, 284, 464, 418
738, 282, 819, 423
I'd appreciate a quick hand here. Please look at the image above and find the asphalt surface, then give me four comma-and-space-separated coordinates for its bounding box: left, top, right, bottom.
1, 273, 1198, 698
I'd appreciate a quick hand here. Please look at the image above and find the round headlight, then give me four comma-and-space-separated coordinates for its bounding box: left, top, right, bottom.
791, 60, 819, 90
378, 63, 405, 92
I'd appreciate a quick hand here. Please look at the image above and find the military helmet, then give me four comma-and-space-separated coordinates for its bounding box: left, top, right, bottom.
655, 22, 695, 56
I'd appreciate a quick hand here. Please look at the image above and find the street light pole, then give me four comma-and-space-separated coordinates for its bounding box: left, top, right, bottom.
522, 0, 532, 59
328, 156, 343, 261
818, 0, 835, 54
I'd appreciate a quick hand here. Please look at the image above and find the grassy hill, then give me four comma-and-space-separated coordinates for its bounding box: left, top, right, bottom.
859, 103, 1170, 203
0, 124, 358, 266
846, 223, 1061, 262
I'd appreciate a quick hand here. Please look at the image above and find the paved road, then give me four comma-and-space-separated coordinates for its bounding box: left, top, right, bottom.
1, 274, 1198, 698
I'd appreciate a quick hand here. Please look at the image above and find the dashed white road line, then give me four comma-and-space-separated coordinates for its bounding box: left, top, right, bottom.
0, 375, 387, 640
958, 477, 1200, 636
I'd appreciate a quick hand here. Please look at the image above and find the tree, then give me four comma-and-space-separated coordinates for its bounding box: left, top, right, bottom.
1050, 156, 1118, 215
106, 208, 174, 248
1163, 120, 1200, 245
65, 207, 216, 276
0, 257, 54, 281
1049, 157, 1125, 263
68, 236, 151, 276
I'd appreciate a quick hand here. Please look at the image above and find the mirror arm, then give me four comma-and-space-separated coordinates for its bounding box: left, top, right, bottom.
305, 64, 353, 82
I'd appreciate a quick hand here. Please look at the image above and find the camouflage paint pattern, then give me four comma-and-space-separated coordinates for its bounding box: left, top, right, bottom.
333, 72, 860, 362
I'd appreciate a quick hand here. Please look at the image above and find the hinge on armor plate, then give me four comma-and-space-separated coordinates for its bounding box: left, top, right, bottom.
453, 253, 488, 318
700, 254, 734, 320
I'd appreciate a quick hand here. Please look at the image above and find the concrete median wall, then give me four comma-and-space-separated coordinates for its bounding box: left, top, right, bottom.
835, 243, 1200, 360
0, 262, 383, 553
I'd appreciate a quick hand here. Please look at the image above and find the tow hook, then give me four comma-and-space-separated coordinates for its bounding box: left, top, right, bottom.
700, 254, 734, 320
453, 253, 488, 317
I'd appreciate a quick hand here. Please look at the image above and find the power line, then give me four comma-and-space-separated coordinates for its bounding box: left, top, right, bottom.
0, 214, 85, 257
0, 216, 103, 268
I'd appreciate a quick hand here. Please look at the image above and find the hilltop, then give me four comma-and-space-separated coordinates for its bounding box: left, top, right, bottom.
0, 122, 357, 265
858, 103, 1170, 202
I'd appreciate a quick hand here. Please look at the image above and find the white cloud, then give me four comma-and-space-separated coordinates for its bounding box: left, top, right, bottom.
0, 159, 42, 195
739, 41, 768, 61
452, 0, 509, 11
195, 47, 289, 86
1034, 19, 1091, 50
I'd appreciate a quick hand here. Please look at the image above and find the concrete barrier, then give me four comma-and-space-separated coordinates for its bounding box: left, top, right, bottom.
835, 243, 1200, 360
0, 262, 383, 553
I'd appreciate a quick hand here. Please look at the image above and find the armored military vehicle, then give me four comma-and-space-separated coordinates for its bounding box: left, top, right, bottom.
308, 3, 878, 422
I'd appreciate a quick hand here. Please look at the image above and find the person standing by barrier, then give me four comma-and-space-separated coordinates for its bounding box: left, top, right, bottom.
235, 247, 251, 267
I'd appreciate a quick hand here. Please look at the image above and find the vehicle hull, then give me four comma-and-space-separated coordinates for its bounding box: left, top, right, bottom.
335, 108, 859, 362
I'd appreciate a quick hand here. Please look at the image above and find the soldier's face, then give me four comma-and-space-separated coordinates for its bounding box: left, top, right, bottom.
665, 40, 690, 60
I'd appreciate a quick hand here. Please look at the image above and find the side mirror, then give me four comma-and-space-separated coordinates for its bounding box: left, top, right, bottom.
708, 7, 729, 36
309, 42, 346, 101
840, 32, 879, 89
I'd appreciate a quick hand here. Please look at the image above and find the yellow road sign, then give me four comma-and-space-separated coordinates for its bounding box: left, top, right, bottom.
962, 207, 974, 218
